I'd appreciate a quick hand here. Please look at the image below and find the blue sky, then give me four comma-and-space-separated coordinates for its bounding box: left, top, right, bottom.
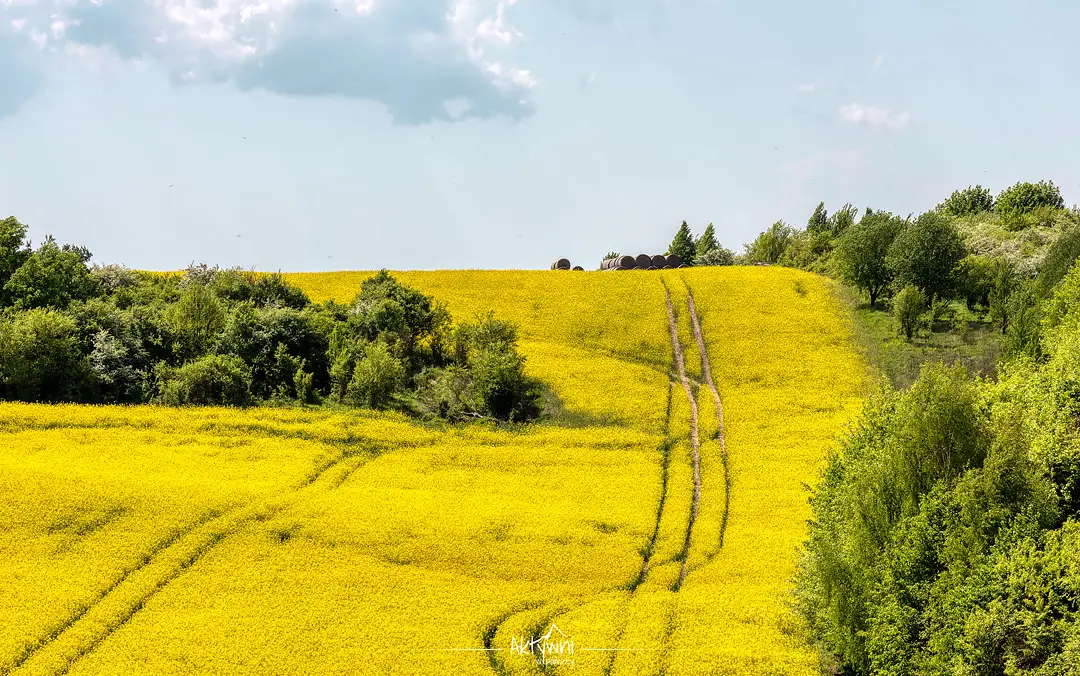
2, 0, 1079, 271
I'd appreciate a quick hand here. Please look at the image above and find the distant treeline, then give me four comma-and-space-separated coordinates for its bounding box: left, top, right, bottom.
0, 217, 541, 422
785, 181, 1080, 674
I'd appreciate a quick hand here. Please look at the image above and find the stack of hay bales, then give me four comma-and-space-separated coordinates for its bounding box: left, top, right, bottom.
550, 258, 572, 270
601, 253, 689, 270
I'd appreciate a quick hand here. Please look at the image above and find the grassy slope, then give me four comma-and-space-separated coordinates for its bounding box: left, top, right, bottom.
1, 268, 867, 676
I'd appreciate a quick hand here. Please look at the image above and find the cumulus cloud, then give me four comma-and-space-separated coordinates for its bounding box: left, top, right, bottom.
837, 103, 910, 130
0, 0, 538, 123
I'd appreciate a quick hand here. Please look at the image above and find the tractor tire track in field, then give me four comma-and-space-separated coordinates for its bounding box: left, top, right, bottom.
664, 285, 701, 593
685, 286, 731, 554
11, 445, 370, 676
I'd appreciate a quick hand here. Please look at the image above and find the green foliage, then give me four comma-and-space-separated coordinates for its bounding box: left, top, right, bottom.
154, 354, 253, 406
0, 309, 95, 402
89, 329, 148, 403
954, 254, 998, 311
602, 252, 620, 262
807, 202, 829, 235
695, 246, 736, 267
744, 220, 794, 264
887, 211, 968, 301
938, 184, 995, 217
834, 210, 907, 306
0, 216, 32, 290
3, 236, 99, 310
694, 223, 720, 261
996, 180, 1065, 226
1038, 222, 1080, 294
829, 203, 859, 237
892, 285, 927, 340
345, 341, 405, 409
666, 221, 697, 264
165, 283, 226, 360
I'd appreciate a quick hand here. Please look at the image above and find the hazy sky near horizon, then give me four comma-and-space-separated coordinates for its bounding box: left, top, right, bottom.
2, 0, 1079, 271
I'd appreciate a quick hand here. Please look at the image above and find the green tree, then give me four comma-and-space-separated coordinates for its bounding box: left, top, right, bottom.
744, 221, 794, 264
345, 341, 405, 409
3, 236, 99, 310
886, 211, 967, 302
0, 216, 32, 293
828, 203, 859, 237
166, 283, 226, 360
667, 221, 697, 264
938, 184, 995, 217
892, 285, 927, 340
807, 202, 829, 235
694, 223, 720, 261
996, 180, 1065, 223
834, 210, 907, 306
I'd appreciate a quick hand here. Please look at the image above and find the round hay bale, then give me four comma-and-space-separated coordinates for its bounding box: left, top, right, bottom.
617, 255, 635, 269
635, 254, 652, 268
572, 266, 584, 271
662, 265, 674, 270
646, 265, 657, 271
614, 266, 628, 271
651, 254, 666, 268
666, 254, 683, 267
678, 264, 689, 268
555, 258, 571, 270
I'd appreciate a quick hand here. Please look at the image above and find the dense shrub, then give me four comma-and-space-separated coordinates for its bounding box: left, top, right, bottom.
695, 246, 736, 266
0, 309, 95, 402
938, 184, 995, 217
154, 354, 253, 406
345, 341, 405, 409
744, 220, 794, 264
892, 285, 927, 340
996, 180, 1065, 226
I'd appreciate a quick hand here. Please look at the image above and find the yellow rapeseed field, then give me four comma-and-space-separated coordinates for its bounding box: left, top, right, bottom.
1, 267, 866, 675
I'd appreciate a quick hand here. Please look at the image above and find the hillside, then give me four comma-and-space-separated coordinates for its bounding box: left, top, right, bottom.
0, 267, 867, 675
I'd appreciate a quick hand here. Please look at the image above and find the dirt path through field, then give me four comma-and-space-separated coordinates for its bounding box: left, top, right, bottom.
686, 288, 731, 551
664, 286, 701, 591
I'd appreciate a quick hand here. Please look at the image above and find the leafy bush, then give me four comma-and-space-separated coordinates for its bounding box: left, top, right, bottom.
345, 341, 405, 409
0, 309, 96, 402
955, 254, 997, 311
996, 180, 1065, 227
695, 246, 736, 266
154, 354, 253, 406
938, 184, 994, 217
892, 285, 927, 340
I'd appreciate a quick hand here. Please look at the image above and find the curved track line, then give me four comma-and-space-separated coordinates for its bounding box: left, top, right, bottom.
664, 286, 700, 592
686, 288, 731, 552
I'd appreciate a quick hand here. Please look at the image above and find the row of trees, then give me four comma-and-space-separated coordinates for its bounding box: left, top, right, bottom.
741, 180, 1079, 350
0, 216, 543, 421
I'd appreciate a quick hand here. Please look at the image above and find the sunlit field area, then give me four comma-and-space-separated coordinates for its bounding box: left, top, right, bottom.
1, 267, 867, 675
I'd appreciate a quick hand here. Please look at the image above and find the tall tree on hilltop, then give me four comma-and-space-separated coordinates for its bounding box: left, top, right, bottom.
695, 223, 719, 262
667, 221, 697, 264
834, 210, 907, 307
807, 202, 829, 235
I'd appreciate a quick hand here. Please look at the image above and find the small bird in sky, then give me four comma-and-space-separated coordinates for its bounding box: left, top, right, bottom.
168, 184, 175, 188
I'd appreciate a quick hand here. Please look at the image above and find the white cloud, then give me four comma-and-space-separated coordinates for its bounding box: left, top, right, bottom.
0, 0, 542, 123
837, 103, 910, 130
